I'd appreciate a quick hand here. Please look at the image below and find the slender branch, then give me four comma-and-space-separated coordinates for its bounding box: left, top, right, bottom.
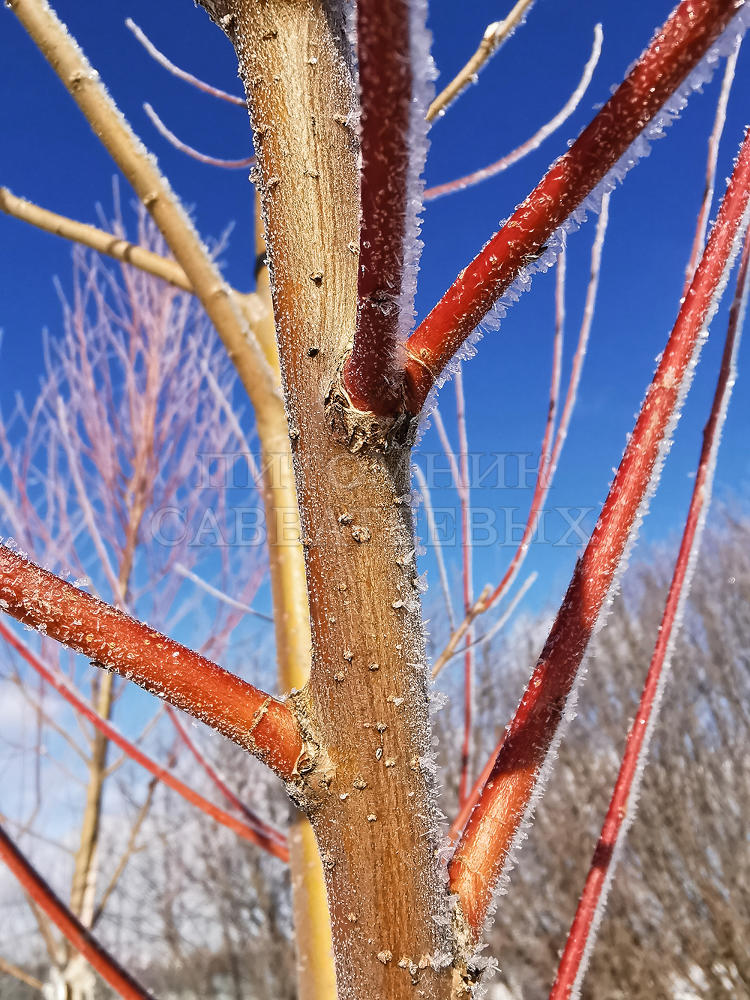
0, 620, 290, 860
427, 0, 536, 123
413, 465, 457, 632
7, 0, 279, 423
0, 823, 155, 1000
0, 546, 304, 780
683, 36, 741, 290
448, 128, 750, 938
167, 706, 287, 847
125, 18, 245, 105
550, 226, 750, 1000
173, 562, 274, 622
0, 187, 193, 292
0, 956, 44, 992
425, 25, 602, 202
404, 0, 747, 413
143, 102, 255, 169
341, 0, 413, 414
90, 773, 160, 930
456, 366, 476, 806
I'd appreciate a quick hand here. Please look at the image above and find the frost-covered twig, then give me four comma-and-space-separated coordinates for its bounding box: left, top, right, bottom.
0, 822, 155, 1000
456, 366, 475, 806
125, 18, 245, 105
0, 620, 290, 860
448, 127, 750, 937
550, 224, 750, 1000
342, 0, 420, 414
425, 24, 602, 201
683, 37, 741, 290
413, 465, 457, 632
404, 0, 747, 414
0, 187, 196, 292
7, 0, 278, 421
143, 102, 255, 169
0, 547, 303, 779
487, 198, 610, 610
426, 0, 536, 123
173, 563, 274, 623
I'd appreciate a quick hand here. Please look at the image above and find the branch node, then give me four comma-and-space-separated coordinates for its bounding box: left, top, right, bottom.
325, 365, 415, 454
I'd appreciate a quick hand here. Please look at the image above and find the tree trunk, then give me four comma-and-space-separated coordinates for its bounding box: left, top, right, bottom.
200, 1, 462, 996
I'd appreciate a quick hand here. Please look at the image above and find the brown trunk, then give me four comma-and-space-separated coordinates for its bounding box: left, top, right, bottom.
202, 1, 460, 996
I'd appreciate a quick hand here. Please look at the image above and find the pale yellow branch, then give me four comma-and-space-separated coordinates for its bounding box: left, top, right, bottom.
0, 187, 193, 292
0, 956, 44, 992
427, 0, 536, 123
8, 0, 279, 423
431, 585, 492, 679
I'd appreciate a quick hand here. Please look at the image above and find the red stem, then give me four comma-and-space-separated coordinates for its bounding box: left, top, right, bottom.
166, 705, 287, 848
404, 0, 745, 413
0, 545, 303, 779
456, 366, 474, 807
0, 620, 289, 861
550, 226, 750, 1000
0, 822, 155, 1000
342, 0, 412, 414
448, 127, 750, 937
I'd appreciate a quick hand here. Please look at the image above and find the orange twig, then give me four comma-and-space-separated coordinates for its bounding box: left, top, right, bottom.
0, 545, 303, 779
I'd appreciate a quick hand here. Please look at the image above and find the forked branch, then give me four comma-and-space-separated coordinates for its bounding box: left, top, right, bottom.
0, 546, 304, 780
405, 0, 748, 413
448, 126, 750, 938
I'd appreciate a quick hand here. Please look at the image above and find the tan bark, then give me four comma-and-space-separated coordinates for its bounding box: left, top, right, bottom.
201, 3, 459, 997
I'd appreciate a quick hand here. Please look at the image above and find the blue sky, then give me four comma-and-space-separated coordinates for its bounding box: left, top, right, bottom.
1, 0, 749, 622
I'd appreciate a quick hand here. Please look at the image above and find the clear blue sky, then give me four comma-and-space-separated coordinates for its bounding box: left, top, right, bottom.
1, 0, 748, 617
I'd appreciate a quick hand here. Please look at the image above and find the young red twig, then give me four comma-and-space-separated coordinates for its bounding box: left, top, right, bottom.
166, 706, 287, 848
485, 196, 610, 612
0, 546, 303, 779
550, 226, 750, 1000
456, 366, 475, 806
342, 0, 413, 414
0, 823, 154, 1000
683, 37, 741, 290
448, 127, 750, 938
143, 103, 255, 169
405, 0, 746, 414
125, 18, 246, 106
0, 620, 289, 861
425, 25, 603, 202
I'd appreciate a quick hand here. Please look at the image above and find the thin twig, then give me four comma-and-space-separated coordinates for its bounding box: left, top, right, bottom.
413, 465, 456, 632
425, 25, 602, 201
456, 366, 475, 806
427, 0, 537, 123
143, 102, 255, 169
125, 18, 245, 105
0, 956, 44, 992
173, 563, 274, 622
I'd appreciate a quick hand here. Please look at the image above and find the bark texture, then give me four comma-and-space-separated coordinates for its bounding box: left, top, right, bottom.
199, 2, 460, 996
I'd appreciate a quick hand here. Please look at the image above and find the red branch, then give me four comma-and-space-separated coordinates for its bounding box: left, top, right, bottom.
448, 127, 750, 937
549, 225, 750, 1000
166, 705, 287, 851
0, 822, 154, 1000
404, 0, 745, 413
342, 0, 412, 414
0, 545, 303, 779
0, 620, 289, 861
